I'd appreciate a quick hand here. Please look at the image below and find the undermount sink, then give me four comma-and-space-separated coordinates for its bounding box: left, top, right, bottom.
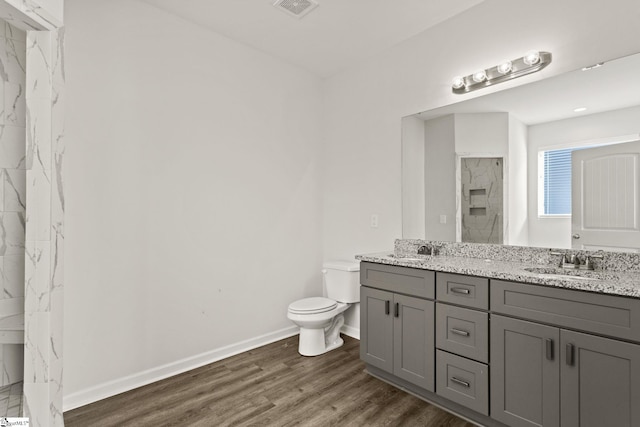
523, 267, 596, 281
387, 254, 425, 261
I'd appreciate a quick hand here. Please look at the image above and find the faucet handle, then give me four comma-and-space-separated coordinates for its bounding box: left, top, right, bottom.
584, 256, 594, 270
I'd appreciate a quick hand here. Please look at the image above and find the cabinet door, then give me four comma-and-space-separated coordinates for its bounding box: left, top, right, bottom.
490, 315, 560, 427
360, 286, 393, 373
561, 330, 640, 427
393, 294, 435, 391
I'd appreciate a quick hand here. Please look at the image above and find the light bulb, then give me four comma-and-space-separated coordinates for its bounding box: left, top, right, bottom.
472, 70, 487, 83
523, 50, 541, 66
452, 76, 465, 89
497, 60, 512, 74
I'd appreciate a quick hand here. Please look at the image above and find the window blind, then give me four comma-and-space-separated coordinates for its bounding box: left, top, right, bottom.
543, 148, 574, 215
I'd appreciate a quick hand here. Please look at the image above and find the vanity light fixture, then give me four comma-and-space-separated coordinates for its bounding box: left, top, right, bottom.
574, 107, 588, 112
452, 50, 552, 94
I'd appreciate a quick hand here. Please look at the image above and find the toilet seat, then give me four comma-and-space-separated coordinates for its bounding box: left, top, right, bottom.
288, 297, 337, 315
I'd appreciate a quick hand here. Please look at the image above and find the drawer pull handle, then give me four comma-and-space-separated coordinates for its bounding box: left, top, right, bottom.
546, 338, 554, 360
385, 300, 390, 315
450, 377, 470, 388
394, 302, 400, 318
450, 328, 470, 337
566, 343, 575, 366
450, 287, 470, 295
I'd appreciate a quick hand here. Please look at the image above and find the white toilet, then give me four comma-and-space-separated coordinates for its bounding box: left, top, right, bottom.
287, 260, 360, 356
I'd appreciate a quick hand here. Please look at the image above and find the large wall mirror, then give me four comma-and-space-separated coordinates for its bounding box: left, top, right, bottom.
402, 52, 640, 252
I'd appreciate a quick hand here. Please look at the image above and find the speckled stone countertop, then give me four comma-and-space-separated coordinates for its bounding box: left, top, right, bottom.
356, 240, 640, 298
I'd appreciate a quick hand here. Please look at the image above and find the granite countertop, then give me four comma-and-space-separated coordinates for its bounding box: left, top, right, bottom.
356, 251, 640, 298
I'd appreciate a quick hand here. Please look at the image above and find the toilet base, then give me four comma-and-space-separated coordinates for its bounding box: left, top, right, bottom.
325, 336, 344, 353
288, 304, 349, 357
297, 328, 344, 356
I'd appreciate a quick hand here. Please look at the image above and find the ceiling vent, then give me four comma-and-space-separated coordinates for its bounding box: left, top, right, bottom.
273, 0, 319, 19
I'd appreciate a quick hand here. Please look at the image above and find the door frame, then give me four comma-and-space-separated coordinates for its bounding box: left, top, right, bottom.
455, 153, 507, 244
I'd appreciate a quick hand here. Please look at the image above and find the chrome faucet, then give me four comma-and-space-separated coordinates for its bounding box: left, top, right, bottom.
550, 250, 603, 270
417, 245, 434, 256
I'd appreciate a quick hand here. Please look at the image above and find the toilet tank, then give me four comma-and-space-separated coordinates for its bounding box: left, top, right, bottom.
322, 260, 360, 303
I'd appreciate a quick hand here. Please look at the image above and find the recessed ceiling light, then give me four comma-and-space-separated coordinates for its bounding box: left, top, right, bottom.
582, 62, 604, 71
574, 107, 587, 112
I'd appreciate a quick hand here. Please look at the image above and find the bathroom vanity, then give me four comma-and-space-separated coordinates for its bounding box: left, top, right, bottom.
357, 241, 640, 427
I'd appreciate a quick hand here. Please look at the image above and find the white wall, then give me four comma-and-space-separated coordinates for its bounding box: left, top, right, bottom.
64, 0, 323, 404
454, 113, 508, 154
508, 115, 529, 246
424, 115, 456, 240
322, 0, 640, 263
527, 105, 640, 248
401, 116, 425, 239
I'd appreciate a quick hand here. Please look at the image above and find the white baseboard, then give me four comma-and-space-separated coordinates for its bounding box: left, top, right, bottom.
63, 325, 299, 412
341, 324, 360, 340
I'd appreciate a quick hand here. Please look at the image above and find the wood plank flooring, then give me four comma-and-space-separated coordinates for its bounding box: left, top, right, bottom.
64, 335, 474, 426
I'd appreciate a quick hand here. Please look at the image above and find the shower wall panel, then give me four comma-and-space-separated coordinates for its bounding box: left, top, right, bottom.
0, 20, 26, 388
461, 157, 503, 244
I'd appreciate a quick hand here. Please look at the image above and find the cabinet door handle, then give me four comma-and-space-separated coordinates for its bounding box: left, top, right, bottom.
546, 338, 554, 360
450, 377, 470, 388
566, 343, 575, 366
385, 300, 390, 315
394, 302, 399, 317
450, 287, 470, 295
450, 328, 470, 337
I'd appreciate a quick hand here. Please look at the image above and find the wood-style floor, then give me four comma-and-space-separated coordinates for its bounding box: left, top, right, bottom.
64, 335, 474, 426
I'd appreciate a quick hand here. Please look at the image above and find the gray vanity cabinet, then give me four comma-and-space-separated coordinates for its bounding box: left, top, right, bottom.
490, 282, 640, 427
360, 261, 640, 427
393, 293, 435, 390
490, 315, 560, 427
360, 286, 435, 391
359, 262, 436, 392
360, 286, 393, 372
560, 329, 640, 427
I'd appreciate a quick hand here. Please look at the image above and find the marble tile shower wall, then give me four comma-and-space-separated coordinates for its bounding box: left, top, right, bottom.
0, 3, 63, 424
460, 158, 503, 244
0, 21, 26, 388
23, 28, 65, 427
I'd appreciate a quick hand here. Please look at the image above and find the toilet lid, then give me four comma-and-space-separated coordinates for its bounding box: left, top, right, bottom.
288, 297, 337, 315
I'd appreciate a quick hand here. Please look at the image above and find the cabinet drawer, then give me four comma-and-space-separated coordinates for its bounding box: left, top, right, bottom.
360, 262, 435, 299
436, 303, 488, 363
436, 350, 489, 416
491, 280, 640, 343
436, 272, 489, 310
